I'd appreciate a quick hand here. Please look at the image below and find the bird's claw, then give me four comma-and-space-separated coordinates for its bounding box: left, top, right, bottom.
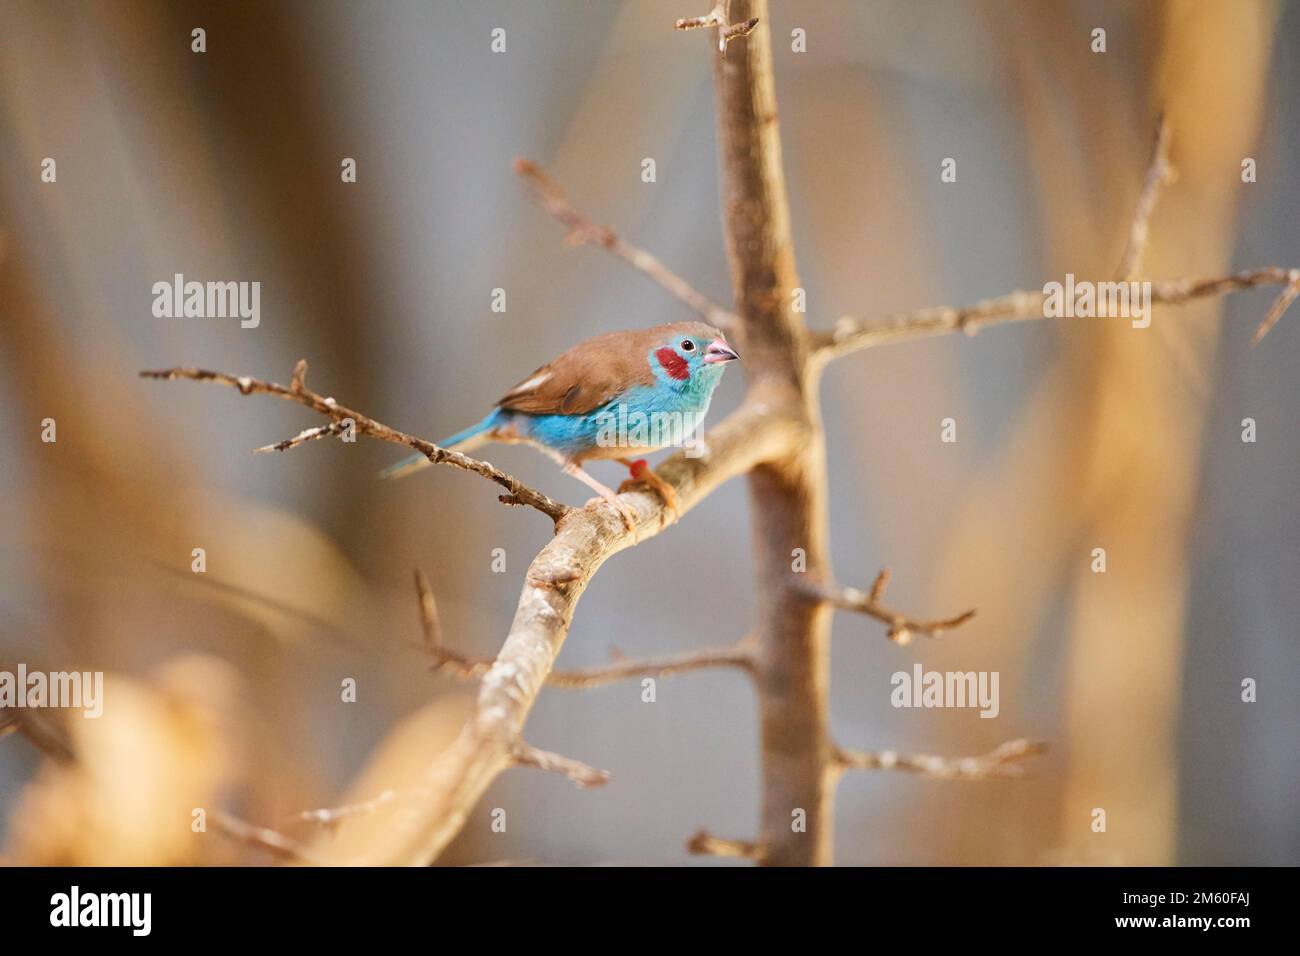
618, 459, 680, 523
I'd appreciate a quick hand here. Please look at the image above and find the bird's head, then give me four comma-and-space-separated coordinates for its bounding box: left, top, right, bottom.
648, 322, 740, 389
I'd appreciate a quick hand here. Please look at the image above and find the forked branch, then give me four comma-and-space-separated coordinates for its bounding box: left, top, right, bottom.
414, 569, 757, 686
140, 362, 570, 522
674, 2, 759, 56
321, 398, 801, 864
800, 569, 976, 645
815, 113, 1298, 360
511, 742, 610, 789
814, 267, 1300, 360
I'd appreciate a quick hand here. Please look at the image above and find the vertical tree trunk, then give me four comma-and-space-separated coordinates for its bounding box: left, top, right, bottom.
710, 0, 834, 866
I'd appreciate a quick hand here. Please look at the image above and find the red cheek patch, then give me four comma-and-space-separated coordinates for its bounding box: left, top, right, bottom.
655, 347, 690, 381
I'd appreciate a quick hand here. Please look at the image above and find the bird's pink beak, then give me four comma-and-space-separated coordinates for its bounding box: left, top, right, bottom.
703, 338, 740, 364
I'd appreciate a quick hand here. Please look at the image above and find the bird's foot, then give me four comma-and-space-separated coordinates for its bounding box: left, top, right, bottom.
618, 459, 680, 523
563, 462, 639, 538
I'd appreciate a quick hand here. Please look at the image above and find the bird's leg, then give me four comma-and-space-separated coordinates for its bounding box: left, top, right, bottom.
562, 462, 639, 535
617, 458, 680, 521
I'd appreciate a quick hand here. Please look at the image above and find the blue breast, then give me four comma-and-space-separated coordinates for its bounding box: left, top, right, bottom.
517, 367, 723, 457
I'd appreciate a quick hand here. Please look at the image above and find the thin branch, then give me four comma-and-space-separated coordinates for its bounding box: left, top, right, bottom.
546, 636, 757, 688
1252, 269, 1300, 345
514, 158, 738, 332
834, 738, 1046, 780
512, 742, 610, 789
816, 115, 1296, 360
140, 362, 571, 523
413, 567, 758, 686
675, 2, 759, 56
290, 789, 397, 830
800, 570, 976, 645
1117, 111, 1174, 280
411, 565, 497, 681
253, 421, 346, 453
414, 568, 444, 656
686, 829, 763, 860
210, 810, 321, 863
814, 266, 1300, 360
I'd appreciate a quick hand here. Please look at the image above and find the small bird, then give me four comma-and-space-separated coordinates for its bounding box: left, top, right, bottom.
383, 321, 740, 527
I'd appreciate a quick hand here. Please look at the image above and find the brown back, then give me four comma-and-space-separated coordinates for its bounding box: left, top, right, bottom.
495, 321, 721, 415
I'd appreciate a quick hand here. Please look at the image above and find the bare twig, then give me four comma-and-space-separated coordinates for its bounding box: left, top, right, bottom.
414, 568, 757, 687
290, 790, 398, 830
800, 570, 976, 646
140, 363, 571, 522
686, 829, 763, 860
834, 738, 1046, 780
512, 742, 610, 788
253, 421, 347, 453
546, 636, 757, 687
210, 810, 321, 863
2, 701, 318, 863
1252, 269, 1300, 345
1117, 112, 1174, 280
413, 568, 444, 656
514, 158, 737, 332
814, 266, 1300, 360
675, 2, 759, 56
816, 115, 1295, 360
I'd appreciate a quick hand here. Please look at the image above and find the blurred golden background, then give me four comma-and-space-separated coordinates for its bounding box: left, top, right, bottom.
1, 0, 1296, 865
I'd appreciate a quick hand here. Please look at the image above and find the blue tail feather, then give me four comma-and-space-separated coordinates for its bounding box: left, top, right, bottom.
379, 410, 502, 480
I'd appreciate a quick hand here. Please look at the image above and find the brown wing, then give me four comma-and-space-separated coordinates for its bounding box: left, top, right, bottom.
495, 326, 691, 415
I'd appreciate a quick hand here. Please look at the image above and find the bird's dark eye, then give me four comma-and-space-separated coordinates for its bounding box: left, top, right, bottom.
680, 339, 696, 352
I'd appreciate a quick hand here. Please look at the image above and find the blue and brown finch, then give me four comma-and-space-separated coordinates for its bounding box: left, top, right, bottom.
384, 321, 740, 526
